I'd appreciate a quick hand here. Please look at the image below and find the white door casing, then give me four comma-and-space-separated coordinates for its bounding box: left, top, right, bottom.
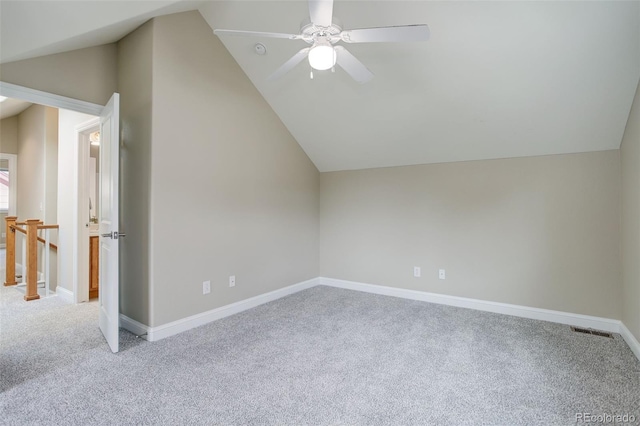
98, 93, 120, 353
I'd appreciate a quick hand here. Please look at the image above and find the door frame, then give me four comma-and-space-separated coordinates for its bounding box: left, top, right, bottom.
74, 119, 100, 303
0, 82, 107, 304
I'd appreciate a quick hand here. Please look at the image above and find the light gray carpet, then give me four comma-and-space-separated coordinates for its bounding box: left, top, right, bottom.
1, 284, 639, 425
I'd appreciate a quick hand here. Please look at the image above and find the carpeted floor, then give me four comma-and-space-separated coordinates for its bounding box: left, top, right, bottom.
1, 284, 639, 425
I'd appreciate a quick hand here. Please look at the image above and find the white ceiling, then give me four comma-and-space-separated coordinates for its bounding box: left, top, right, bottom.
0, 98, 32, 120
1, 1, 639, 172
0, 0, 203, 64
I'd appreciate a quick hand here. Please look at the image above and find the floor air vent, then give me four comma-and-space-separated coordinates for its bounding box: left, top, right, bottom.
570, 326, 613, 338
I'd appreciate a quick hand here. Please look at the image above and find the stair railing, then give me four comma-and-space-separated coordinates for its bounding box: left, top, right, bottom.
4, 216, 58, 301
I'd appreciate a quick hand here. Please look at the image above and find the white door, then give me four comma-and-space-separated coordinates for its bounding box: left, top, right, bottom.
99, 93, 120, 353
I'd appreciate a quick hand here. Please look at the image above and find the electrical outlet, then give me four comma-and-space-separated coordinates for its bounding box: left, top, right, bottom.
1, 233, 5, 238
439, 269, 446, 280
229, 275, 236, 287
203, 280, 211, 295
413, 266, 421, 278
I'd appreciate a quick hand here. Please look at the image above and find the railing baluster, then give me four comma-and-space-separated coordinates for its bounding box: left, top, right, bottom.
21, 232, 26, 285
24, 219, 40, 301
44, 229, 50, 297
4, 216, 17, 286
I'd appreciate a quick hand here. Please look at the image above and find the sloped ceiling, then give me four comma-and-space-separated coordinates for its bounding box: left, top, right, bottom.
201, 1, 640, 171
1, 1, 639, 172
0, 0, 202, 63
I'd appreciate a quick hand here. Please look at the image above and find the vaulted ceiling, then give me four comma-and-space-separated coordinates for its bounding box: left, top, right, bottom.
1, 1, 639, 172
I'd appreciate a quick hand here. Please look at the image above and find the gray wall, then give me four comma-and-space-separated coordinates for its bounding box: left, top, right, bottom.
320, 151, 621, 319
149, 11, 319, 326
1, 116, 18, 154
0, 44, 118, 106
117, 20, 154, 326
621, 79, 640, 341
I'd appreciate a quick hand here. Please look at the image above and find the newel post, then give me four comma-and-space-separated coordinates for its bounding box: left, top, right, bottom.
24, 219, 40, 301
4, 216, 17, 286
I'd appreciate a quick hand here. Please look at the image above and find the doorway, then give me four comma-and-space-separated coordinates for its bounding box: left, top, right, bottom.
0, 81, 121, 353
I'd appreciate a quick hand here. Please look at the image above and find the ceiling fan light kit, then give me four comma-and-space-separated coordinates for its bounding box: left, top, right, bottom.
308, 40, 337, 71
214, 0, 429, 83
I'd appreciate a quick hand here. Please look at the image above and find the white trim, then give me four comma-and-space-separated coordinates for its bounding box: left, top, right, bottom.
56, 286, 74, 304
73, 119, 100, 304
75, 118, 100, 133
129, 278, 320, 342
0, 82, 103, 116
319, 277, 622, 333
619, 322, 640, 361
119, 314, 149, 338
115, 275, 640, 362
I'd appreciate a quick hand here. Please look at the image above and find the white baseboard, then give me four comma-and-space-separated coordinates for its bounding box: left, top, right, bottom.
124, 277, 320, 342
619, 322, 640, 361
56, 286, 74, 303
120, 314, 149, 338
319, 277, 623, 333
117, 275, 640, 362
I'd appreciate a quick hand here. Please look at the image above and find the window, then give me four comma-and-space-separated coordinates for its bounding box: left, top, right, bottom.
0, 169, 8, 211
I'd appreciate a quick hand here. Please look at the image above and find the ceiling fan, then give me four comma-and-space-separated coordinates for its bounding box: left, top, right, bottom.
213, 0, 430, 83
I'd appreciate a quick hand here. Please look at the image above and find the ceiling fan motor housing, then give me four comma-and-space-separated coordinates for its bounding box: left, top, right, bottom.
300, 17, 342, 44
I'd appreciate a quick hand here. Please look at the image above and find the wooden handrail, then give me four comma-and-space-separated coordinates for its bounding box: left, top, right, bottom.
10, 225, 58, 250
38, 237, 57, 250
16, 221, 42, 226
10, 225, 26, 235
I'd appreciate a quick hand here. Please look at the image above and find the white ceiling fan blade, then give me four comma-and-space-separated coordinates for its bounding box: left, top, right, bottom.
334, 46, 373, 84
341, 24, 430, 43
309, 0, 333, 27
214, 29, 300, 40
268, 48, 311, 81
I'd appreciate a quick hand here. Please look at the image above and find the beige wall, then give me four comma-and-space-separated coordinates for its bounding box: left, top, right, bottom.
149, 11, 319, 326
16, 104, 58, 281
44, 107, 58, 287
1, 116, 18, 154
0, 116, 17, 247
17, 105, 46, 221
621, 79, 640, 341
118, 20, 154, 325
0, 44, 118, 106
320, 151, 622, 319
44, 107, 58, 225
